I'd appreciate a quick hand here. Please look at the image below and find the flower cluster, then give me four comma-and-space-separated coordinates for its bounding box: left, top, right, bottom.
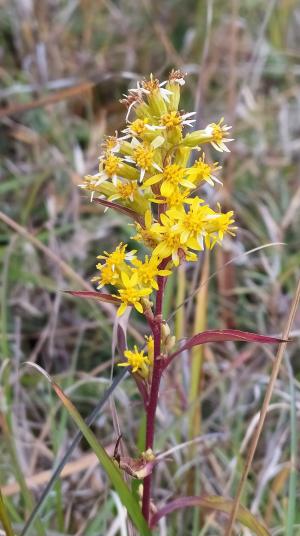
81, 70, 236, 376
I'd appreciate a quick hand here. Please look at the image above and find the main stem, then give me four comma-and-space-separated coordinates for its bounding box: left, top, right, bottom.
142, 272, 165, 523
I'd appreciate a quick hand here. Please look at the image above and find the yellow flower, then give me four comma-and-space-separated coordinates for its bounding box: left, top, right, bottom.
132, 210, 161, 249
102, 153, 122, 181
113, 272, 152, 316
145, 335, 154, 365
150, 187, 192, 208
151, 213, 199, 266
134, 145, 154, 171
92, 263, 120, 289
108, 180, 138, 203
161, 111, 196, 130
203, 118, 233, 152
143, 164, 194, 197
123, 137, 164, 184
169, 198, 214, 249
186, 153, 222, 186
182, 118, 233, 151
123, 118, 164, 138
118, 345, 151, 378
129, 118, 149, 136
131, 255, 171, 290
161, 111, 182, 129
97, 243, 136, 269
102, 135, 120, 153
204, 209, 236, 248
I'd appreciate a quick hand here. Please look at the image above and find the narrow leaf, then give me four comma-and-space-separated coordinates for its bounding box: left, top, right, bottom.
150, 495, 270, 536
0, 488, 15, 536
93, 198, 144, 225
24, 364, 150, 535
166, 329, 286, 367
20, 368, 128, 536
65, 290, 119, 304
51, 382, 151, 535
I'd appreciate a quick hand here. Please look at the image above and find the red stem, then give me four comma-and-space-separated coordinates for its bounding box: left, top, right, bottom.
142, 260, 169, 522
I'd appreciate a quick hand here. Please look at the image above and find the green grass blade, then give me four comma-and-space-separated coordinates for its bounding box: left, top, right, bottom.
0, 488, 15, 536
51, 380, 151, 536
20, 368, 129, 536
24, 363, 150, 536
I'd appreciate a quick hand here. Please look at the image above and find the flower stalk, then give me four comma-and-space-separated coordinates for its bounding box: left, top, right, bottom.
79, 69, 238, 527
142, 266, 166, 521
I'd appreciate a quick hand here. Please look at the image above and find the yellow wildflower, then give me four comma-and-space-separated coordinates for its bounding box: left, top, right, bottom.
102, 153, 122, 181
102, 135, 120, 153
169, 198, 214, 249
108, 180, 138, 203
150, 187, 192, 208
113, 272, 152, 316
92, 263, 119, 289
97, 243, 136, 269
186, 153, 222, 186
123, 118, 164, 138
118, 345, 151, 378
161, 111, 182, 129
134, 145, 154, 171
161, 111, 196, 130
143, 164, 194, 196
131, 255, 171, 290
203, 118, 233, 152
132, 210, 161, 249
204, 209, 236, 248
151, 213, 199, 266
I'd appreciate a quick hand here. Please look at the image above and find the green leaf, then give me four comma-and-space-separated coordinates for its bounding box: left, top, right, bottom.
50, 381, 151, 536
0, 488, 15, 536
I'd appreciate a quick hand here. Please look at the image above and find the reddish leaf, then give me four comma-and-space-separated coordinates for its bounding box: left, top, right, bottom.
165, 329, 286, 367
150, 495, 270, 535
93, 198, 144, 225
65, 290, 119, 304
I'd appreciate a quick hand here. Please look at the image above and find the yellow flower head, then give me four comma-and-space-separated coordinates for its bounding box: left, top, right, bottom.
132, 210, 161, 249
97, 243, 136, 269
133, 145, 154, 171
151, 213, 199, 266
131, 255, 171, 290
169, 198, 214, 249
204, 209, 236, 248
102, 153, 122, 178
113, 272, 152, 316
161, 111, 182, 129
118, 345, 151, 378
102, 135, 120, 153
128, 118, 149, 136
92, 263, 120, 289
108, 180, 138, 203
150, 187, 192, 208
187, 153, 222, 186
142, 75, 160, 94
143, 164, 194, 197
204, 118, 233, 153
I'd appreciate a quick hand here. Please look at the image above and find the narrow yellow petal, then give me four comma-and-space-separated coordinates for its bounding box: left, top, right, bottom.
117, 303, 127, 316
134, 302, 143, 313
142, 174, 162, 187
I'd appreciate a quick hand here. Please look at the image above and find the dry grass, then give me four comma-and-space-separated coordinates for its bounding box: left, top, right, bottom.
0, 1, 300, 534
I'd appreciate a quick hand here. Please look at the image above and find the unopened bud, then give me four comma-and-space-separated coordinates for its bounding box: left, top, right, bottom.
161, 321, 171, 341
165, 335, 176, 352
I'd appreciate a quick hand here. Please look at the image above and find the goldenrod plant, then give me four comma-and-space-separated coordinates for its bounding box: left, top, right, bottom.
69, 70, 283, 534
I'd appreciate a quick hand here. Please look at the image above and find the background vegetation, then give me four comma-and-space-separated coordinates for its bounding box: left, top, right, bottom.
0, 0, 300, 534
